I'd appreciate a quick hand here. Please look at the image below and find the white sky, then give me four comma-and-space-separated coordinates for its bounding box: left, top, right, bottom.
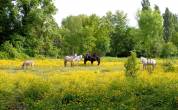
54, 0, 178, 27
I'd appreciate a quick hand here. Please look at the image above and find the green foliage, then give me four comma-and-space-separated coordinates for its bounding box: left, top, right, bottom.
0, 0, 61, 58
61, 15, 96, 54
105, 11, 134, 57
0, 41, 29, 59
161, 42, 177, 58
137, 8, 163, 57
124, 51, 139, 77
162, 59, 175, 72
0, 41, 20, 58
141, 0, 150, 10
163, 8, 175, 43
61, 14, 111, 55
0, 51, 9, 59
171, 32, 178, 48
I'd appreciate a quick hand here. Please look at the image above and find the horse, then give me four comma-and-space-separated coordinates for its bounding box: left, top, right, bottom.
84, 53, 100, 65
21, 60, 34, 69
73, 55, 83, 65
64, 54, 82, 67
140, 57, 156, 71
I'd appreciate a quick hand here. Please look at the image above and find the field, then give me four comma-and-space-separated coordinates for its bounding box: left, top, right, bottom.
0, 57, 178, 110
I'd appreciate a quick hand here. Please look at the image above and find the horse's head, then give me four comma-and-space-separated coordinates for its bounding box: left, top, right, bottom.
79, 55, 83, 59
140, 57, 146, 61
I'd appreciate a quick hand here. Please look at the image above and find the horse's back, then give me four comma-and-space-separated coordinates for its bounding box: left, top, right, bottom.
23, 60, 34, 65
21, 60, 34, 69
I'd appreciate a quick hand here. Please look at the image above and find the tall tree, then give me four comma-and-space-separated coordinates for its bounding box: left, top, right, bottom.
141, 0, 150, 10
163, 8, 174, 43
137, 8, 163, 57
0, 0, 20, 44
0, 0, 60, 57
154, 5, 161, 14
61, 14, 111, 56
105, 11, 137, 57
171, 14, 178, 48
105, 11, 129, 57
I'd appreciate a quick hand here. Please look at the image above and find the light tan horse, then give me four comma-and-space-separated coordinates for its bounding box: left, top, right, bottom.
21, 60, 34, 69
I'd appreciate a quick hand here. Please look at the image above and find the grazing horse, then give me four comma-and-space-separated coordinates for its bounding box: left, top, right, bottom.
21, 60, 34, 69
84, 53, 100, 65
140, 57, 156, 71
73, 55, 83, 65
64, 54, 82, 67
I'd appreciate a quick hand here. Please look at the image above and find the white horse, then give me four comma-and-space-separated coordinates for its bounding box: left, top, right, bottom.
73, 55, 83, 65
21, 60, 34, 69
64, 54, 82, 67
140, 57, 156, 70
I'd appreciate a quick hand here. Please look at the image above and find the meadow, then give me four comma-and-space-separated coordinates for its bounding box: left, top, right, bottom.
0, 57, 178, 110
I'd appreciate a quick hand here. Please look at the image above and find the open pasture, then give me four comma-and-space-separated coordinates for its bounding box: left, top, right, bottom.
0, 57, 178, 110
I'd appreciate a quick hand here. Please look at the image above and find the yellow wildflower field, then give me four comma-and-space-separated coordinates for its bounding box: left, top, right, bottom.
0, 58, 178, 110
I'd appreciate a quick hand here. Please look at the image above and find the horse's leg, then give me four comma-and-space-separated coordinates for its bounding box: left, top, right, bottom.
64, 60, 67, 67
143, 64, 145, 70
97, 59, 100, 66
84, 59, 87, 65
71, 61, 73, 67
91, 60, 93, 65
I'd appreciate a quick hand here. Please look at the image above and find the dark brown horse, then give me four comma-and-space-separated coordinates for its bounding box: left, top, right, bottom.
84, 53, 100, 65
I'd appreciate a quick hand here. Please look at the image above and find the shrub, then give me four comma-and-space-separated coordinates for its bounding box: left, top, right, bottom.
0, 41, 20, 58
162, 59, 175, 72
0, 51, 9, 59
161, 42, 177, 58
124, 51, 139, 77
0, 41, 29, 59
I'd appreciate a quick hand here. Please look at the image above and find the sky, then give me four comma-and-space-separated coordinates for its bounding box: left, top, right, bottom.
54, 0, 178, 27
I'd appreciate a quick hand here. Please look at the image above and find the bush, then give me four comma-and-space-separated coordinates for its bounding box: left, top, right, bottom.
0, 51, 9, 59
0, 41, 20, 58
0, 41, 29, 59
162, 59, 175, 72
10, 34, 25, 52
161, 42, 177, 58
124, 51, 139, 77
46, 47, 60, 58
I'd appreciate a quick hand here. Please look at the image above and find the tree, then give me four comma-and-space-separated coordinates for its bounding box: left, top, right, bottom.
0, 0, 20, 44
163, 8, 174, 43
141, 0, 150, 10
92, 16, 111, 56
105, 11, 131, 57
61, 14, 111, 56
61, 15, 96, 55
0, 0, 61, 58
124, 51, 139, 77
171, 32, 178, 48
137, 8, 163, 57
154, 5, 160, 14
161, 42, 177, 58
171, 15, 178, 48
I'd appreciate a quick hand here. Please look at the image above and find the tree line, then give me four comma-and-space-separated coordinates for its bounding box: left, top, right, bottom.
0, 0, 178, 58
